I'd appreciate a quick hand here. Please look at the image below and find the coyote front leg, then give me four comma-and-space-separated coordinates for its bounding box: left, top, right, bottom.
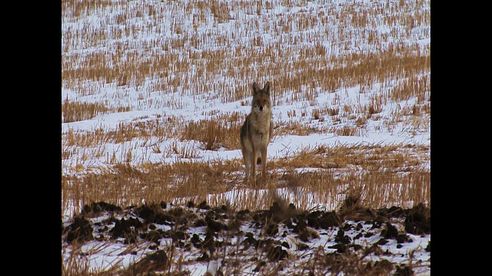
261, 147, 267, 179
242, 148, 251, 182
250, 144, 256, 184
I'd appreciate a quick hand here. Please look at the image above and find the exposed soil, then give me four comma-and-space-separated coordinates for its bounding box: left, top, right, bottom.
64, 216, 93, 243
404, 203, 430, 235
62, 200, 430, 275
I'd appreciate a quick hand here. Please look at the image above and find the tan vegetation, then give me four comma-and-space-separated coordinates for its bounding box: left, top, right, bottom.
62, 0, 430, 214
62, 0, 429, 108
62, 143, 429, 217
63, 99, 129, 123
62, 0, 430, 274
181, 113, 243, 150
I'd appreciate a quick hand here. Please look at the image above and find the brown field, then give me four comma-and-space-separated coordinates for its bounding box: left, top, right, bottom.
62, 0, 430, 274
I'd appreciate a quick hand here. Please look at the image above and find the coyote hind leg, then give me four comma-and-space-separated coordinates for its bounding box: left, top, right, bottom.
261, 148, 267, 179
250, 150, 257, 185
242, 149, 251, 182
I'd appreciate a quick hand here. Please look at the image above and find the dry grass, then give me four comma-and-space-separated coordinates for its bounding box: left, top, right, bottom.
331, 125, 362, 136
64, 117, 183, 147
61, 0, 430, 171
181, 113, 243, 150
62, 99, 108, 123
61, 0, 431, 215
62, 143, 429, 216
62, 98, 131, 123
62, 0, 429, 108
390, 74, 430, 103
275, 122, 318, 136
62, 244, 122, 276
62, 0, 430, 273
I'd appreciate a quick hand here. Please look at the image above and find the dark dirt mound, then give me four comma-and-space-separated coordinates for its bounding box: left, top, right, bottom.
241, 232, 258, 250
81, 202, 122, 216
394, 264, 414, 276
197, 252, 209, 261
378, 206, 405, 218
140, 230, 164, 243
253, 260, 267, 272
65, 216, 93, 243
382, 223, 399, 239
252, 201, 298, 227
110, 217, 143, 242
164, 229, 188, 242
365, 259, 394, 274
338, 195, 388, 222
329, 243, 348, 253
135, 204, 173, 225
236, 209, 251, 221
340, 194, 361, 211
335, 229, 351, 244
193, 218, 207, 227
379, 222, 411, 244
202, 231, 217, 254
190, 233, 202, 248
198, 200, 210, 210
268, 201, 297, 223
377, 238, 388, 245
307, 210, 341, 229
396, 234, 411, 244
266, 245, 288, 261
63, 200, 430, 275
160, 201, 167, 209
404, 203, 430, 235
205, 213, 228, 233
166, 207, 197, 225
129, 250, 168, 273
186, 201, 195, 208
297, 226, 319, 242
264, 222, 278, 236
227, 218, 241, 232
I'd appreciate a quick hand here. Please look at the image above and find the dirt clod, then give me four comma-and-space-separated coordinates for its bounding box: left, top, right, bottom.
405, 203, 430, 235
267, 245, 288, 261
394, 264, 414, 276
82, 202, 122, 216
198, 200, 210, 210
65, 216, 93, 243
130, 250, 168, 273
382, 223, 399, 239
335, 229, 351, 244
63, 201, 430, 274
110, 217, 142, 241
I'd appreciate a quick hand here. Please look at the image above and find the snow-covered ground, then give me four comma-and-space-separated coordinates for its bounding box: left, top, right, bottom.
62, 0, 430, 172
62, 0, 430, 273
62, 202, 430, 275
62, 81, 429, 175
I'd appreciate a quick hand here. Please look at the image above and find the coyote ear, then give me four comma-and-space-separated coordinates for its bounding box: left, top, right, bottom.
263, 82, 270, 94
252, 82, 260, 94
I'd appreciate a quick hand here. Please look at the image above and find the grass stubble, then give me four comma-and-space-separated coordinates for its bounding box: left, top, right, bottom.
62, 0, 430, 274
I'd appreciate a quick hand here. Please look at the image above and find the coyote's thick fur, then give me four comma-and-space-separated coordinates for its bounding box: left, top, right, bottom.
240, 82, 273, 183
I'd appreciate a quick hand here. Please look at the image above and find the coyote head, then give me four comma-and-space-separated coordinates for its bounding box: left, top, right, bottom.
251, 82, 271, 113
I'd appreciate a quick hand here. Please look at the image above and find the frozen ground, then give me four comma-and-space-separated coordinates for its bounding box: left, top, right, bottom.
63, 201, 430, 275
62, 0, 430, 176
62, 81, 430, 176
62, 0, 430, 273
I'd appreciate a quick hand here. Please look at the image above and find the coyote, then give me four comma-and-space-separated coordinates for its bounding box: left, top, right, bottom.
240, 81, 273, 183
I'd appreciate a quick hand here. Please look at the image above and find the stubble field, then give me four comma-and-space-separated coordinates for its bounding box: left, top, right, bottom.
62, 0, 430, 274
